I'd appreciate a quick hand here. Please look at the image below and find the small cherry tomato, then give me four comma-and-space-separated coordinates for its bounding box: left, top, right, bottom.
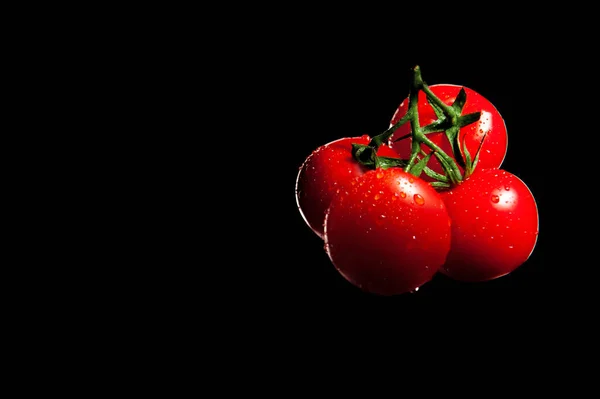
295, 135, 399, 239
389, 84, 508, 182
324, 167, 451, 295
439, 168, 539, 282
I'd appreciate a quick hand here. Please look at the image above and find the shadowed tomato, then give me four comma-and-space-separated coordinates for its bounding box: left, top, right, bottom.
295, 135, 399, 239
389, 84, 508, 182
324, 167, 451, 296
439, 168, 539, 282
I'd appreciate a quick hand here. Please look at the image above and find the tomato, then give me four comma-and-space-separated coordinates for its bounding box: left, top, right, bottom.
324, 167, 451, 296
295, 135, 399, 239
389, 84, 508, 182
439, 168, 539, 282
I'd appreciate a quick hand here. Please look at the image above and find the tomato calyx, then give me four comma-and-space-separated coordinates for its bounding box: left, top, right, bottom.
351, 143, 407, 170
352, 65, 487, 189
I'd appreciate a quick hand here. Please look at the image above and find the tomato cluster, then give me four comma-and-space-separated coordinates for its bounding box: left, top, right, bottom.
295, 66, 539, 296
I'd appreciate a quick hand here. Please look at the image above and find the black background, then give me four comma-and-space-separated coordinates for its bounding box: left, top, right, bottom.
83, 9, 600, 383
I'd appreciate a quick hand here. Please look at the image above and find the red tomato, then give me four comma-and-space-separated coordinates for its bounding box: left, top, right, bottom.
439, 168, 539, 282
389, 84, 508, 182
324, 167, 451, 295
295, 135, 399, 239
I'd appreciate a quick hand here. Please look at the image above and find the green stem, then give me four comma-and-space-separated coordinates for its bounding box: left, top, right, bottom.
353, 64, 480, 188
404, 66, 463, 183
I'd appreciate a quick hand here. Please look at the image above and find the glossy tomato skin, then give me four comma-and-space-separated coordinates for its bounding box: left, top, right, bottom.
295, 135, 399, 239
440, 168, 539, 282
324, 167, 451, 296
389, 84, 508, 182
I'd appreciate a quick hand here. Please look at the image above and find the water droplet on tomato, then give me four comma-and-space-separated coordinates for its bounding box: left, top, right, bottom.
505, 186, 510, 191
410, 287, 420, 293
409, 178, 414, 183
400, 192, 406, 198
376, 171, 383, 179
491, 194, 499, 203
414, 194, 425, 205
508, 245, 514, 249
374, 193, 380, 200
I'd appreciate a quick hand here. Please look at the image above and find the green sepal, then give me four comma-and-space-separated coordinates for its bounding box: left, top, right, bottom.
422, 118, 452, 134
452, 88, 468, 113
434, 151, 462, 185
352, 143, 406, 170
430, 181, 451, 189
409, 153, 432, 177
376, 156, 408, 169
423, 166, 448, 182
352, 143, 376, 168
444, 125, 465, 168
462, 135, 473, 173
458, 112, 481, 128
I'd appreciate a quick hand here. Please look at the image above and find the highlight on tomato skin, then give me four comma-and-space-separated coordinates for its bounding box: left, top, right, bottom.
439, 168, 539, 283
388, 84, 508, 182
295, 135, 399, 239
323, 167, 451, 296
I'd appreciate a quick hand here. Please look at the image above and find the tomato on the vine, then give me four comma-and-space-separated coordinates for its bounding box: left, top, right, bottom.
324, 167, 451, 296
439, 168, 539, 282
389, 84, 508, 182
295, 135, 400, 239
294, 65, 539, 295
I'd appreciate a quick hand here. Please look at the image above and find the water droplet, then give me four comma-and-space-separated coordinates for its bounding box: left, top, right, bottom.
491, 194, 499, 203
410, 287, 420, 293
414, 194, 425, 205
374, 194, 380, 200
412, 235, 416, 239
409, 178, 414, 183
380, 214, 386, 219
505, 186, 510, 191
400, 192, 406, 198
376, 171, 383, 179
508, 245, 514, 249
